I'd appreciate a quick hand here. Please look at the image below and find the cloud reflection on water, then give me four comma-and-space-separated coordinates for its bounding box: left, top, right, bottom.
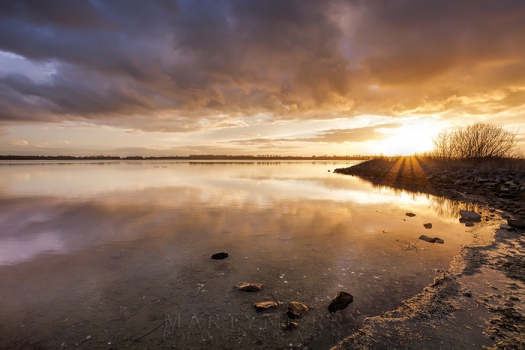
0, 233, 63, 265
0, 161, 476, 266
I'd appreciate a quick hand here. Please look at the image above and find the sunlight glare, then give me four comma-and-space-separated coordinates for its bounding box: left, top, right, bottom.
373, 122, 444, 156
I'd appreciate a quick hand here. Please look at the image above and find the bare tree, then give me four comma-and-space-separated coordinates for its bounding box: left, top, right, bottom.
431, 129, 454, 159
431, 123, 519, 159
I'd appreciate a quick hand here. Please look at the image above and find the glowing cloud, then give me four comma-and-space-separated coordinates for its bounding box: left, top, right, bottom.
0, 0, 524, 155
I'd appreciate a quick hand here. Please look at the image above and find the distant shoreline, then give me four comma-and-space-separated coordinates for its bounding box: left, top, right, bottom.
0, 155, 371, 161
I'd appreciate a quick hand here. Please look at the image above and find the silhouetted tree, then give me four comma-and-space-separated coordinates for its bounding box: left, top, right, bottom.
431, 123, 518, 159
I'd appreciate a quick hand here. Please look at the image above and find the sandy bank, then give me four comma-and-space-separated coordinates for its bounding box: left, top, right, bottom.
331, 157, 525, 350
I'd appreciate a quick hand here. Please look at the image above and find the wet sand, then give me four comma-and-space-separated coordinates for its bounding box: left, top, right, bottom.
332, 157, 525, 350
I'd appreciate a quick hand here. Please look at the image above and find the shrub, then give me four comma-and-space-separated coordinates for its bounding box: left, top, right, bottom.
431, 123, 519, 160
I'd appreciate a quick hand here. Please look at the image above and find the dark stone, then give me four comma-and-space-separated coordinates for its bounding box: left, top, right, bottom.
423, 223, 432, 229
285, 301, 308, 319
406, 213, 416, 217
465, 222, 475, 227
328, 291, 354, 314
508, 219, 525, 229
419, 235, 444, 244
254, 301, 278, 312
210, 252, 228, 259
235, 282, 262, 292
419, 235, 436, 243
459, 210, 481, 221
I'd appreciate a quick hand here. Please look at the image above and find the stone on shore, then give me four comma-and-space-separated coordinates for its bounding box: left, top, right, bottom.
210, 252, 228, 259
423, 223, 432, 229
328, 291, 354, 314
235, 282, 262, 292
406, 213, 416, 217
254, 301, 278, 312
285, 301, 308, 319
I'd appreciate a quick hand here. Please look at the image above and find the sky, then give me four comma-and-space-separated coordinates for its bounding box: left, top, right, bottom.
0, 0, 524, 157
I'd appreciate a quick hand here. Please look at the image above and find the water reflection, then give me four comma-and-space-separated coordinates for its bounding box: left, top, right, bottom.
429, 195, 480, 220
0, 176, 475, 265
355, 178, 483, 221
0, 161, 492, 349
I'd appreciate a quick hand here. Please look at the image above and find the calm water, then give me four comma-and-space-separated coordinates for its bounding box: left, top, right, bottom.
0, 160, 491, 349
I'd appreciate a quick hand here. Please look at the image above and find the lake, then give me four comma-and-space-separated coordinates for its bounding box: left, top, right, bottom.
0, 160, 490, 349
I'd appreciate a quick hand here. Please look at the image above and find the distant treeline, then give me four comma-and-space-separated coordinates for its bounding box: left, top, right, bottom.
0, 154, 373, 161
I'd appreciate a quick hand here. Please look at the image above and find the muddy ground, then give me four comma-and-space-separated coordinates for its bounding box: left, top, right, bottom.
331, 157, 525, 350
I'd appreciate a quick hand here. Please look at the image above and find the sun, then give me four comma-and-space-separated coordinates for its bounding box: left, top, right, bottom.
372, 122, 445, 156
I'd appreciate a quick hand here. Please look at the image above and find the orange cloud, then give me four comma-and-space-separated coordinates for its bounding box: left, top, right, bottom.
0, 0, 524, 134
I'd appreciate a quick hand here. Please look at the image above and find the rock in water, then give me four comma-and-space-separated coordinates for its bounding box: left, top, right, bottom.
419, 235, 436, 243
459, 210, 481, 222
254, 301, 278, 312
210, 252, 228, 259
423, 223, 432, 229
285, 301, 308, 318
328, 291, 353, 314
406, 213, 416, 217
419, 235, 444, 244
235, 282, 262, 292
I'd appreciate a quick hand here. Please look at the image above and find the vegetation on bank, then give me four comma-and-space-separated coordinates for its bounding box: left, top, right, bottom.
429, 123, 520, 160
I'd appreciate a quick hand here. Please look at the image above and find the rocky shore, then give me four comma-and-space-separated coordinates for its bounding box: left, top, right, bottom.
331, 157, 525, 350
335, 157, 525, 219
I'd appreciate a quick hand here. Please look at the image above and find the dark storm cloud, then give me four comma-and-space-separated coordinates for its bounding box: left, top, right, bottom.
356, 0, 525, 83
1, 0, 525, 131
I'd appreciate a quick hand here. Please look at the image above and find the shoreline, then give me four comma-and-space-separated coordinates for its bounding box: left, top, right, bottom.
331, 157, 525, 349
